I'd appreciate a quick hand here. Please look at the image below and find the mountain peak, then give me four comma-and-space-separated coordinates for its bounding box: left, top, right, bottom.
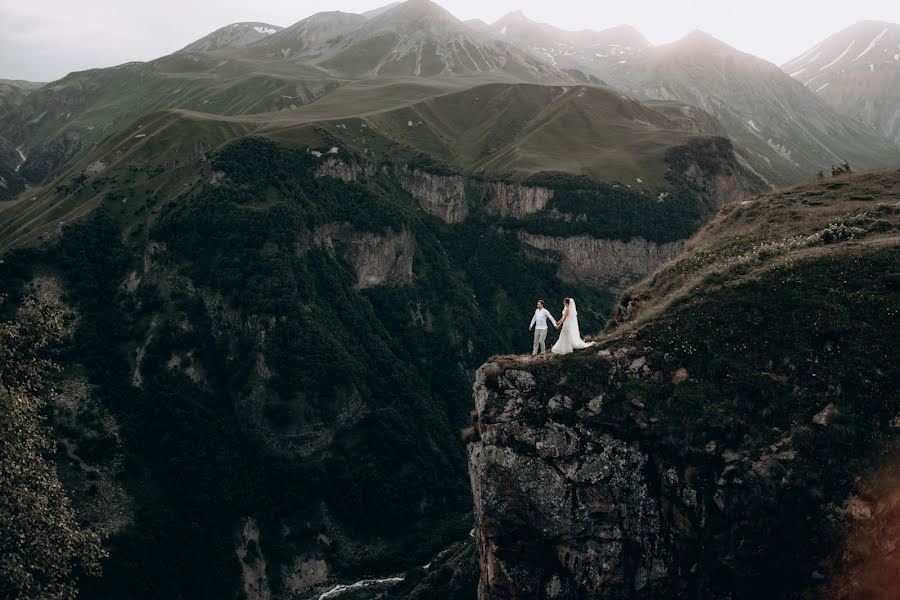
494, 10, 531, 26
368, 0, 461, 27
662, 30, 738, 55
681, 29, 723, 44
362, 2, 401, 20
783, 19, 900, 78
181, 22, 284, 52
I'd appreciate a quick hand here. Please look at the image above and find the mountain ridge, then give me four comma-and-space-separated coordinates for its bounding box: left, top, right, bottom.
180, 22, 284, 52
607, 29, 900, 185
782, 20, 900, 145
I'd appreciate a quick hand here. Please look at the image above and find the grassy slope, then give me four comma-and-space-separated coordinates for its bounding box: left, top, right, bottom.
339, 83, 714, 184
610, 169, 900, 334
0, 81, 744, 251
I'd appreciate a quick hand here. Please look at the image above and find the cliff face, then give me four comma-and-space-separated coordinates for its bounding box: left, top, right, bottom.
313, 157, 558, 224
472, 180, 555, 219
313, 222, 415, 289
398, 168, 470, 224
469, 353, 692, 599
519, 233, 684, 293
468, 170, 900, 600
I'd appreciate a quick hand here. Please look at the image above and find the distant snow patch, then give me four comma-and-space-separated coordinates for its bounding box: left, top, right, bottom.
815, 82, 830, 93
802, 52, 822, 66
895, 53, 900, 61
636, 178, 643, 183
853, 27, 888, 61
500, 26, 507, 35
767, 139, 794, 162
789, 68, 807, 77
14, 148, 26, 172
870, 63, 875, 72
134, 133, 147, 139
786, 43, 822, 67
747, 120, 761, 133
328, 147, 339, 154
253, 26, 277, 35
820, 41, 855, 70
408, 120, 413, 126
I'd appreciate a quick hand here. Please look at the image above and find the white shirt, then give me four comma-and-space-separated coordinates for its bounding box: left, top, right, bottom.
530, 308, 557, 330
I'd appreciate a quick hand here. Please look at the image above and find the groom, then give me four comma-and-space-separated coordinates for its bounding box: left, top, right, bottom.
528, 299, 557, 356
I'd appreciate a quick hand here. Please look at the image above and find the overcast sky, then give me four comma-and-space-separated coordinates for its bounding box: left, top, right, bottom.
2, 0, 899, 82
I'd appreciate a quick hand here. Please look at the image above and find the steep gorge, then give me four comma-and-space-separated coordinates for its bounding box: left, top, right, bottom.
0, 124, 760, 600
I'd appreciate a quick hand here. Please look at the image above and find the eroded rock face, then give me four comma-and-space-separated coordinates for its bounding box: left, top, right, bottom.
236, 517, 271, 600
469, 359, 684, 599
467, 344, 887, 599
312, 158, 556, 224
472, 180, 555, 219
314, 156, 378, 182
398, 168, 469, 224
313, 222, 415, 289
519, 233, 684, 292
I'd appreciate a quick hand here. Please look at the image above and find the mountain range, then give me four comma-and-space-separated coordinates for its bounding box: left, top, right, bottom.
2, 2, 898, 191
1, 2, 899, 599
783, 20, 900, 145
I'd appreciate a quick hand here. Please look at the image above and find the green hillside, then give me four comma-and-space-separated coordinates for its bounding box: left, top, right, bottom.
0, 81, 761, 252
359, 83, 721, 183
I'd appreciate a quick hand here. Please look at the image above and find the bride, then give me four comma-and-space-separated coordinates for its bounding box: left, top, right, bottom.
552, 298, 595, 355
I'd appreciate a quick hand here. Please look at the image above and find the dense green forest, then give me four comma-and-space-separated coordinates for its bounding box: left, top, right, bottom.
0, 137, 615, 599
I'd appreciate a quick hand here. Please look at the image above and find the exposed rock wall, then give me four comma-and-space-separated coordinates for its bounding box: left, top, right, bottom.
519, 233, 684, 292
314, 156, 378, 182
468, 355, 683, 599
472, 180, 555, 218
683, 162, 759, 206
312, 157, 555, 224
397, 168, 469, 224
236, 517, 271, 600
313, 222, 415, 289
468, 328, 899, 600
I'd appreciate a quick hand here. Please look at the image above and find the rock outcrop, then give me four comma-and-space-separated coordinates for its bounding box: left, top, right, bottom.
468, 353, 688, 599
468, 343, 899, 599
236, 517, 271, 600
313, 222, 415, 289
311, 157, 554, 223
398, 168, 469, 224
519, 233, 684, 292
314, 156, 379, 182
472, 180, 555, 219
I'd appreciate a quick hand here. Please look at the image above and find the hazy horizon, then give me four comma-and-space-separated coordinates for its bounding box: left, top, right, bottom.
2, 0, 899, 82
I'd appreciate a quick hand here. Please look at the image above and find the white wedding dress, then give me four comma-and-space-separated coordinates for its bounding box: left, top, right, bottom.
552, 298, 595, 355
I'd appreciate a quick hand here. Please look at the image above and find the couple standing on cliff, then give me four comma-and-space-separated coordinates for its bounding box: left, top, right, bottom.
529, 298, 595, 356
